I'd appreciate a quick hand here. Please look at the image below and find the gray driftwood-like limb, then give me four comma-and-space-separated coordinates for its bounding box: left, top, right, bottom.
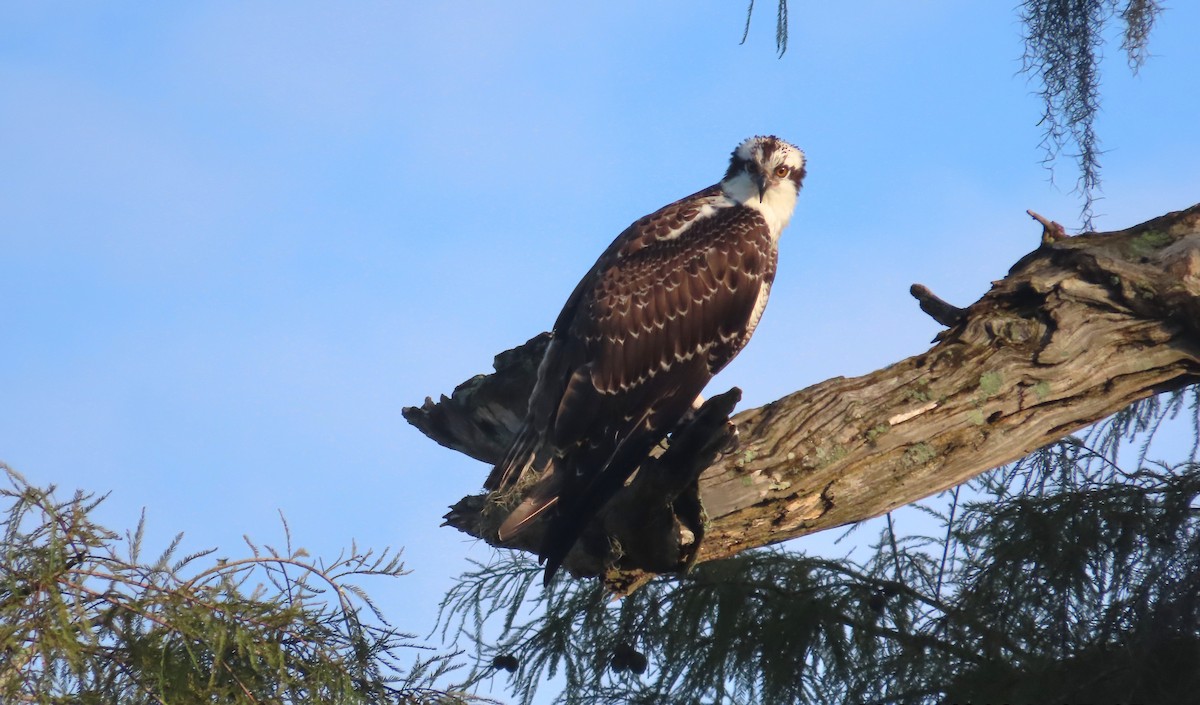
909, 284, 967, 328
405, 203, 1200, 590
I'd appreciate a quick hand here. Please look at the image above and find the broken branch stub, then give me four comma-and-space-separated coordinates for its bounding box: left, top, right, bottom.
406, 203, 1200, 589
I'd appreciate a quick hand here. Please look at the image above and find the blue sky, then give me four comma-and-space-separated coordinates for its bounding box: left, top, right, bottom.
2, 0, 1198, 693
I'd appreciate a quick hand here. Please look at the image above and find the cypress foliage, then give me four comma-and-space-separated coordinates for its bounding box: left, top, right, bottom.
0, 465, 478, 705
439, 387, 1200, 704
746, 0, 1165, 230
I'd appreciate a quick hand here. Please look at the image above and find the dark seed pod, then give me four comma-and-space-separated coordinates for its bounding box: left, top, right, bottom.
610, 654, 628, 673
627, 650, 648, 675
612, 642, 646, 674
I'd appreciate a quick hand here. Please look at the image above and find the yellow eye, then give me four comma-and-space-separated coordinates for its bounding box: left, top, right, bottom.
774, 165, 790, 178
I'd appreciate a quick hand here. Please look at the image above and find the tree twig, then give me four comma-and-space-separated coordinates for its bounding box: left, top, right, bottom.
408, 204, 1200, 589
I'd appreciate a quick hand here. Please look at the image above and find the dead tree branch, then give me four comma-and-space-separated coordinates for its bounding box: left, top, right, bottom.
406, 203, 1200, 592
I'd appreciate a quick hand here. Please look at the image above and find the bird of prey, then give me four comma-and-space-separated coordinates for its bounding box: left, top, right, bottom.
486, 135, 806, 583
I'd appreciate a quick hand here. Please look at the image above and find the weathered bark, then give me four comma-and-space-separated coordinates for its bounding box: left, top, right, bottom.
405, 204, 1200, 592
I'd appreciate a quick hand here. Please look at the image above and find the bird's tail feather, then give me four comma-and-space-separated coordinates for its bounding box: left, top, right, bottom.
485, 423, 539, 491
497, 460, 566, 541
538, 407, 665, 585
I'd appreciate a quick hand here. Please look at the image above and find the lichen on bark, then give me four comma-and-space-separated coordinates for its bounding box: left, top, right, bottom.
406, 203, 1200, 592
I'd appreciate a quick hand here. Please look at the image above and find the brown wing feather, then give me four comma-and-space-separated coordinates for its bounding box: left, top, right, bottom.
491, 185, 779, 583
582, 209, 774, 401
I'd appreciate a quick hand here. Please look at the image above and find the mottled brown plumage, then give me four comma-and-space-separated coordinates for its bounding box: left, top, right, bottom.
486, 136, 806, 583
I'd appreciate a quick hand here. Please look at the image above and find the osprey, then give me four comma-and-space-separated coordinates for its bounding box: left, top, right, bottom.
487, 135, 806, 583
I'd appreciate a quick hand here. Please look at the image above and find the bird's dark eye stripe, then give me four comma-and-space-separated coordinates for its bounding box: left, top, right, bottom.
724, 156, 754, 181
487, 135, 803, 585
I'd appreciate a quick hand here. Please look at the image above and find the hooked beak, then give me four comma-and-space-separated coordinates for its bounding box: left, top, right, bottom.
753, 172, 767, 203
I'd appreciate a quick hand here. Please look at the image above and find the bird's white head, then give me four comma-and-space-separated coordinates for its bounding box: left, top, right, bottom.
721, 135, 806, 236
